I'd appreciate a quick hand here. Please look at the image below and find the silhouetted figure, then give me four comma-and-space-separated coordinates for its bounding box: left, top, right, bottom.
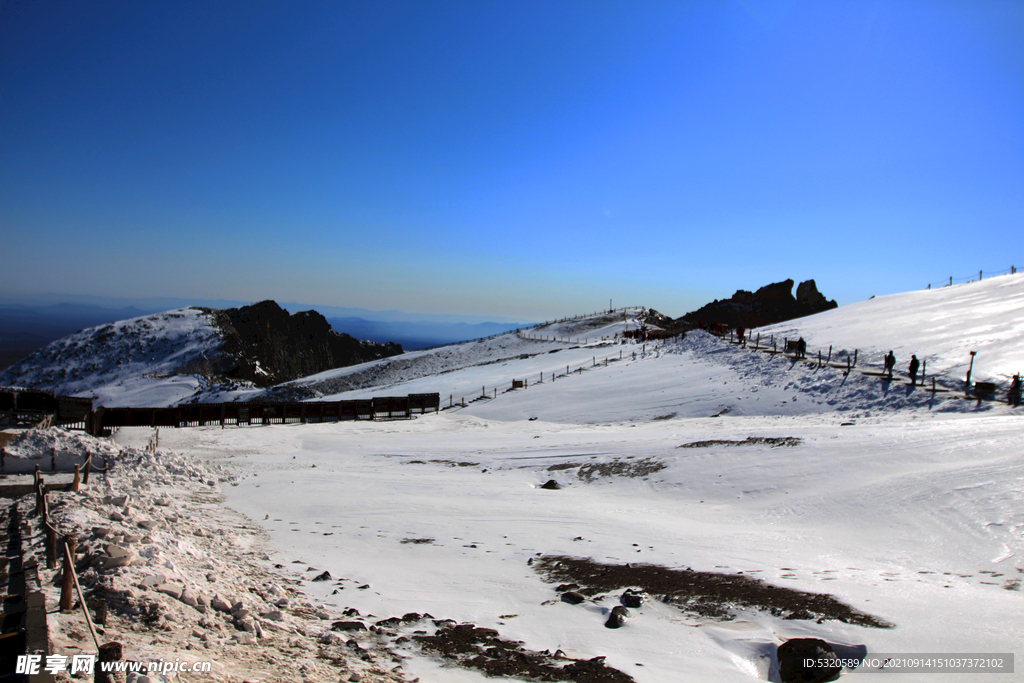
797, 337, 807, 359
737, 326, 746, 345
884, 351, 896, 379
1009, 374, 1022, 407
908, 355, 920, 385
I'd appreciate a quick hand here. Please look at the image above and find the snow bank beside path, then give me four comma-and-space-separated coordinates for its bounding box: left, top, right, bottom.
21, 429, 406, 683
2, 427, 118, 473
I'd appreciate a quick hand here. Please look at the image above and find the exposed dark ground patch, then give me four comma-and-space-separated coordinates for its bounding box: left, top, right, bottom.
414, 623, 634, 682
651, 412, 677, 421
545, 459, 665, 480
400, 537, 435, 545
535, 556, 892, 629
576, 458, 666, 481
406, 459, 479, 467
678, 436, 803, 449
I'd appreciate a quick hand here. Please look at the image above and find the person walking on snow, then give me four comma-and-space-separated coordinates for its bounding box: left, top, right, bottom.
884, 351, 896, 379
1009, 374, 1022, 407
908, 355, 920, 385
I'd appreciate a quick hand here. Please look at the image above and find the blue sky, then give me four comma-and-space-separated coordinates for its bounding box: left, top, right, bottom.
2, 0, 1021, 321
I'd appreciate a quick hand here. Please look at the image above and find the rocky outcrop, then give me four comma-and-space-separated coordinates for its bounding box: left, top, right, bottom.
205, 301, 403, 387
678, 279, 837, 330
777, 638, 842, 683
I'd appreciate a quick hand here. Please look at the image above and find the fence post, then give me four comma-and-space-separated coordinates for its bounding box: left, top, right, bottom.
45, 518, 56, 570
60, 534, 77, 611
72, 464, 80, 492
96, 642, 124, 683
828, 345, 832, 362
979, 270, 982, 281
949, 276, 952, 286
922, 360, 926, 380
853, 349, 858, 367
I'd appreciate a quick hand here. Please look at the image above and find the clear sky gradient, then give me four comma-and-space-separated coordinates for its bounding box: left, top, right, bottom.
2, 1, 1021, 321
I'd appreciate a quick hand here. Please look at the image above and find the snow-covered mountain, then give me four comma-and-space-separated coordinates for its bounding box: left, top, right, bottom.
0, 301, 402, 406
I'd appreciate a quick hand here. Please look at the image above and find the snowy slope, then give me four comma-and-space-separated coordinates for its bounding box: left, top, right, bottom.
754, 272, 1024, 385
260, 275, 1022, 409
155, 384, 1022, 683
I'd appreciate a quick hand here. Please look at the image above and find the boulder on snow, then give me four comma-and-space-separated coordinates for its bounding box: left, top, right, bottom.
101, 554, 136, 570
777, 638, 842, 683
604, 605, 629, 629
105, 543, 132, 559
560, 591, 586, 605
331, 620, 368, 632
620, 589, 645, 608
540, 479, 561, 490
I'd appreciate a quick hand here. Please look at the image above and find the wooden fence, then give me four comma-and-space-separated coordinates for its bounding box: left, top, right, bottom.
0, 388, 96, 432
1, 388, 440, 436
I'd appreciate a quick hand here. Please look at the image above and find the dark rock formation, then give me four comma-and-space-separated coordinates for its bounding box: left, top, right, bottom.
560, 591, 586, 605
777, 638, 842, 683
540, 479, 562, 490
620, 589, 645, 608
331, 620, 368, 632
678, 279, 837, 330
604, 605, 630, 629
204, 300, 403, 387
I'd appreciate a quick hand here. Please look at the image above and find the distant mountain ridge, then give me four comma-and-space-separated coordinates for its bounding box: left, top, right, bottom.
0, 297, 532, 370
324, 317, 524, 350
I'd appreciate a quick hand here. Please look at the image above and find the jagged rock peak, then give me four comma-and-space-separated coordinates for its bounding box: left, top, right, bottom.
678, 279, 837, 330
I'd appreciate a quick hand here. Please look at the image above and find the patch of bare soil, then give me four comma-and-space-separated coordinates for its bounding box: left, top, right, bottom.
678, 436, 802, 449
576, 458, 666, 481
405, 459, 479, 467
413, 623, 634, 682
535, 556, 892, 629
399, 537, 435, 545
546, 462, 582, 472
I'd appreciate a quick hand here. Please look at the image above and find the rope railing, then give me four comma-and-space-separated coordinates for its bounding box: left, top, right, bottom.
34, 468, 103, 654
926, 265, 1017, 290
